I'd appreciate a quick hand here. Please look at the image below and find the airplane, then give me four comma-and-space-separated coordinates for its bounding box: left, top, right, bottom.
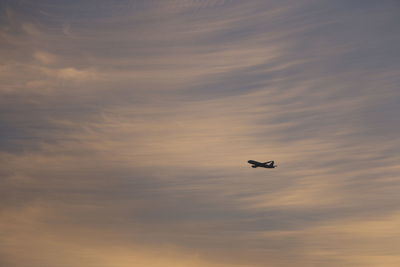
248, 160, 276, 168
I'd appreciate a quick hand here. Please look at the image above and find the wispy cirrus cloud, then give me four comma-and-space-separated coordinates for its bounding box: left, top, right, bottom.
1, 0, 400, 266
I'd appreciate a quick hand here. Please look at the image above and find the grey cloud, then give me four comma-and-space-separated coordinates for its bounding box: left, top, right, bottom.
1, 0, 400, 266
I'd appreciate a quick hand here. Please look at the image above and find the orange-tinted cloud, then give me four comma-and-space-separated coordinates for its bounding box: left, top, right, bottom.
1, 0, 400, 266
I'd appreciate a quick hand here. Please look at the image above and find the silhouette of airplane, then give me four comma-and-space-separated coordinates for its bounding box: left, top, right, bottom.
248, 160, 276, 168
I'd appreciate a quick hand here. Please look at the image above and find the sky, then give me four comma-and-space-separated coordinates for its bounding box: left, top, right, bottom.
1, 0, 400, 266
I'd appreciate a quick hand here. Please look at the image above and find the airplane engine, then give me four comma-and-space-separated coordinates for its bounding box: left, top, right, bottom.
252, 166, 257, 168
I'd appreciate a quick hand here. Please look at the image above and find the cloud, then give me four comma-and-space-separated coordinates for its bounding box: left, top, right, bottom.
1, 0, 400, 266
33, 51, 57, 64
45, 67, 98, 80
